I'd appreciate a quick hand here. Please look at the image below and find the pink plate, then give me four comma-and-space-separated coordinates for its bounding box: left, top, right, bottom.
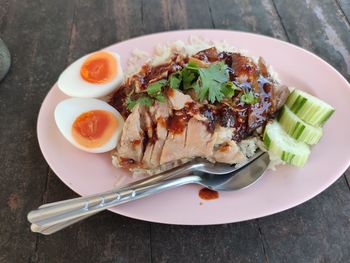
37, 30, 350, 225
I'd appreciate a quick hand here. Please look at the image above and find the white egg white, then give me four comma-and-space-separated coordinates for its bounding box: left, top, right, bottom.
57, 51, 124, 98
54, 98, 124, 153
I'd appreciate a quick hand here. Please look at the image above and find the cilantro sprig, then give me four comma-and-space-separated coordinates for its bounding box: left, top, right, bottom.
127, 96, 153, 110
127, 79, 168, 110
240, 91, 260, 104
180, 61, 235, 103
221, 82, 238, 98
169, 72, 182, 90
126, 60, 243, 110
147, 79, 167, 102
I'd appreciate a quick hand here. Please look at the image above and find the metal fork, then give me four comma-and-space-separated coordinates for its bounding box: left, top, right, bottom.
28, 151, 269, 234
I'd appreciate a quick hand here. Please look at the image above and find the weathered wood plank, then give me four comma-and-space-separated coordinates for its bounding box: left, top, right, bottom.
337, 0, 350, 23
35, 171, 151, 263
0, 0, 10, 33
144, 0, 214, 31
142, 0, 213, 35
345, 168, 350, 189
138, 0, 167, 34
206, 1, 350, 262
208, 0, 287, 40
261, 0, 350, 261
1, 1, 349, 262
67, 0, 122, 62
0, 0, 74, 262
259, 177, 350, 263
151, 221, 266, 263
273, 0, 350, 80
149, 1, 287, 262
31, 1, 152, 262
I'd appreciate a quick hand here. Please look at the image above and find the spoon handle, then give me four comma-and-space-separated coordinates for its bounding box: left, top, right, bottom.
28, 174, 201, 234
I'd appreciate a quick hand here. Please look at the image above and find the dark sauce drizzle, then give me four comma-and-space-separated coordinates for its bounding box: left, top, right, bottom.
109, 49, 277, 142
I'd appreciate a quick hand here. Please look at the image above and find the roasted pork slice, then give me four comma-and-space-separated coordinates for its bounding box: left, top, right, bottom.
149, 134, 166, 167
111, 46, 290, 174
141, 110, 155, 168
166, 88, 193, 110
116, 104, 145, 166
192, 47, 219, 63
142, 144, 154, 168
213, 141, 246, 164
275, 85, 290, 110
160, 117, 215, 165
184, 118, 215, 159
160, 127, 187, 165
143, 101, 171, 168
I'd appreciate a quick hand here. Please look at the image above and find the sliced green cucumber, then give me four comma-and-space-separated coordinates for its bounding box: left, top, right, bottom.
286, 89, 334, 127
264, 121, 310, 167
278, 105, 323, 145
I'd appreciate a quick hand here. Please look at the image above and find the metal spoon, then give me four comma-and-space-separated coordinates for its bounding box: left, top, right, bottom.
28, 151, 269, 234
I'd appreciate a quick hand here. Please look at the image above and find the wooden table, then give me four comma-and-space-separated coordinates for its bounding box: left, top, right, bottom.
1, 0, 350, 262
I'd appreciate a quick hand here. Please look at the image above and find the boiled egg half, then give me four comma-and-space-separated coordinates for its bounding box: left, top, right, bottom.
58, 50, 124, 98
55, 98, 124, 153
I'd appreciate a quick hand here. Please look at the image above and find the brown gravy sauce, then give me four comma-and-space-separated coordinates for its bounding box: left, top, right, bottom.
199, 188, 219, 200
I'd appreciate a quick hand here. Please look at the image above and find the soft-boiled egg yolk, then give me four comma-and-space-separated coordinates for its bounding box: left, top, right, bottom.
55, 98, 124, 153
80, 51, 117, 84
72, 110, 118, 148
57, 51, 123, 98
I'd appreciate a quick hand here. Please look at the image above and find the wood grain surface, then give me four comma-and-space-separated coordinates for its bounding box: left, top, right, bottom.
0, 0, 349, 262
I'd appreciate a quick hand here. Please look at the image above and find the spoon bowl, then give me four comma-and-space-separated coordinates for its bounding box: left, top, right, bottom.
28, 151, 270, 234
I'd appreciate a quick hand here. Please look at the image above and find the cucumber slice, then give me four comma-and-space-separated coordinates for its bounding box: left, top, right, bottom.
264, 121, 310, 167
278, 105, 323, 145
286, 90, 334, 127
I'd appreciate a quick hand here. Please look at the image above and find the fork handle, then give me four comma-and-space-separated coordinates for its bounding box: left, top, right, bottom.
31, 213, 98, 235
28, 174, 201, 234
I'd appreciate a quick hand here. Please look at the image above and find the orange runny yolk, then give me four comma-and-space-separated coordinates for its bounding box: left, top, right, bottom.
80, 51, 117, 84
72, 110, 118, 148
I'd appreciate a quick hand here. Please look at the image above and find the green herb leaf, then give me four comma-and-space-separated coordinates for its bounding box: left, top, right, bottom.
182, 68, 199, 90
126, 97, 137, 110
127, 96, 154, 110
186, 61, 200, 70
146, 79, 168, 103
155, 94, 166, 103
146, 79, 167, 97
221, 81, 238, 98
197, 61, 229, 103
169, 72, 182, 89
192, 79, 200, 94
137, 96, 154, 106
240, 91, 260, 104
